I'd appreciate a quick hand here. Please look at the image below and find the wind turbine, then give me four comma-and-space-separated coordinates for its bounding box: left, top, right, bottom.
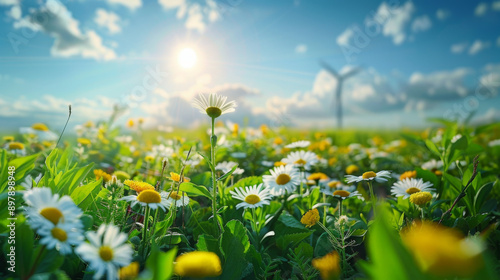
319, 61, 361, 128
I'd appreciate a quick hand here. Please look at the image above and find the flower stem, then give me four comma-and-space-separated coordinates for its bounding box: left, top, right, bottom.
142, 205, 150, 256
211, 117, 222, 236
322, 193, 327, 225
339, 199, 343, 217
23, 245, 46, 280
368, 181, 376, 208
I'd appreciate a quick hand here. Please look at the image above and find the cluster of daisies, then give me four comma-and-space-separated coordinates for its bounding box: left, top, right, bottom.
23, 188, 133, 280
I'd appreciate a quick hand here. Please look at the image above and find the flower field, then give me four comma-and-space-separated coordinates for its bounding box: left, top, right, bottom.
1, 94, 500, 280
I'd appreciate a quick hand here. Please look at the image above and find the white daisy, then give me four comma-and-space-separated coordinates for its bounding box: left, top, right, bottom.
38, 220, 84, 255
282, 150, 318, 170
215, 161, 244, 175
263, 165, 301, 195
332, 188, 361, 200
451, 134, 462, 143
163, 191, 190, 207
320, 180, 347, 195
75, 224, 133, 280
120, 189, 170, 211
19, 123, 58, 141
345, 170, 391, 184
4, 142, 26, 156
23, 187, 82, 231
230, 184, 273, 209
285, 140, 310, 149
422, 159, 443, 171
488, 139, 500, 147
192, 93, 237, 118
391, 178, 435, 199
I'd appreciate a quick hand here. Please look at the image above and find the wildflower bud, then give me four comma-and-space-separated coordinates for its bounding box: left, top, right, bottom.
111, 175, 118, 185
162, 158, 169, 169
211, 135, 217, 147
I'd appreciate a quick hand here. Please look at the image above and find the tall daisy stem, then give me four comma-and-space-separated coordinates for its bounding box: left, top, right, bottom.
368, 181, 376, 208
339, 199, 343, 217
322, 193, 327, 225
142, 205, 150, 256
211, 117, 222, 235
24, 245, 46, 280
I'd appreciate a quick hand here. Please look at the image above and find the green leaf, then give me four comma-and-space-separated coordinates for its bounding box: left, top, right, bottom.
474, 183, 494, 214
276, 231, 312, 251
1, 153, 40, 192
360, 206, 427, 280
70, 179, 102, 209
294, 242, 313, 260
231, 176, 263, 191
34, 247, 65, 274
145, 245, 177, 280
425, 140, 441, 158
198, 152, 215, 171
219, 220, 250, 280
217, 165, 238, 181
196, 234, 221, 256
16, 222, 34, 279
178, 182, 212, 199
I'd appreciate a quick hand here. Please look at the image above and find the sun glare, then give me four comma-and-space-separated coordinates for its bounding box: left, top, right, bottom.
178, 48, 197, 69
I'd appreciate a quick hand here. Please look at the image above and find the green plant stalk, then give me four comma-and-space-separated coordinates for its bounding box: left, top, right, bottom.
323, 193, 327, 225
150, 208, 159, 239
210, 117, 222, 235
339, 224, 348, 278
339, 199, 343, 217
367, 181, 376, 208
23, 245, 46, 280
142, 205, 150, 256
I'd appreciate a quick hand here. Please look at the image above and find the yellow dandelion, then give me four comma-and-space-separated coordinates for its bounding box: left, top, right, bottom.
345, 165, 359, 175
124, 180, 155, 193
83, 121, 94, 128
301, 209, 320, 228
274, 137, 283, 145
328, 157, 337, 166
3, 136, 14, 142
169, 172, 181, 182
401, 221, 484, 277
119, 262, 139, 280
308, 172, 329, 181
260, 124, 269, 135
312, 251, 341, 280
409, 191, 432, 206
174, 251, 222, 278
8, 142, 25, 150
77, 138, 91, 146
114, 171, 131, 181
94, 169, 112, 182
400, 170, 417, 181
144, 155, 155, 163
32, 123, 49, 131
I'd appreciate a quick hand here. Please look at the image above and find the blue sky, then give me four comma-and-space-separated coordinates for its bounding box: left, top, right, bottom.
0, 0, 499, 130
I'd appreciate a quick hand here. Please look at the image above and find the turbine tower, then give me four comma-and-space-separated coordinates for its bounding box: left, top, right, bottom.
320, 61, 361, 128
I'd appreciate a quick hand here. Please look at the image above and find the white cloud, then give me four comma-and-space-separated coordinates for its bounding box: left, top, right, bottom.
158, 0, 223, 33
451, 42, 468, 54
374, 1, 415, 45
95, 9, 122, 34
12, 0, 116, 60
436, 9, 450, 20
295, 44, 307, 53
0, 0, 18, 5
7, 5, 21, 19
469, 40, 490, 55
493, 1, 500, 11
411, 15, 432, 32
336, 28, 354, 46
475, 3, 488, 16
407, 68, 473, 100
107, 0, 142, 11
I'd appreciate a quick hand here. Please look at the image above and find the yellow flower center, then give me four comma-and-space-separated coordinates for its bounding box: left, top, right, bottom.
333, 190, 350, 197
137, 190, 162, 204
244, 194, 261, 205
40, 207, 64, 225
328, 181, 340, 188
345, 165, 359, 174
125, 180, 155, 193
410, 192, 433, 206
400, 171, 417, 181
51, 227, 68, 242
301, 209, 320, 228
99, 246, 114, 262
8, 142, 24, 150
275, 174, 291, 185
174, 251, 222, 277
77, 138, 91, 145
294, 159, 307, 165
206, 107, 222, 118
406, 187, 421, 195
170, 172, 181, 182
169, 191, 182, 200
32, 123, 49, 131
362, 171, 377, 179
274, 161, 286, 167
308, 173, 328, 181
119, 262, 139, 280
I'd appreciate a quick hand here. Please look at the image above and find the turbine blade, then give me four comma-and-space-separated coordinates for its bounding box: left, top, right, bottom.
341, 67, 362, 79
319, 60, 340, 78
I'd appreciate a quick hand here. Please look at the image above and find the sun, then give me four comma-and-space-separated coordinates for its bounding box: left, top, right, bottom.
178, 48, 197, 69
